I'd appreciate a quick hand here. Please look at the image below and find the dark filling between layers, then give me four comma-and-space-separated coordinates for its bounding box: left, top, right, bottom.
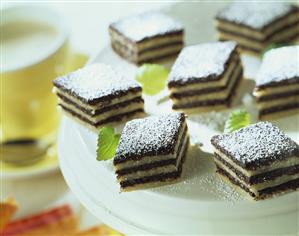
53, 84, 141, 106
109, 26, 184, 44
116, 158, 176, 177
214, 153, 299, 185
170, 59, 241, 98
219, 31, 299, 53
111, 43, 182, 65
259, 102, 299, 117
216, 19, 299, 42
60, 105, 144, 127
255, 78, 299, 90
112, 40, 184, 54
258, 177, 299, 196
172, 68, 242, 110
217, 165, 299, 199
115, 128, 188, 176
57, 93, 144, 116
211, 137, 299, 171
256, 90, 299, 102
168, 50, 239, 88
217, 166, 256, 197
120, 138, 189, 189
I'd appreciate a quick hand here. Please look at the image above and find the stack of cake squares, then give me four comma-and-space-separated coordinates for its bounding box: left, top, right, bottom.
211, 122, 299, 200
53, 63, 144, 131
113, 113, 189, 191
168, 41, 243, 113
109, 11, 184, 64
215, 2, 299, 55
253, 46, 299, 119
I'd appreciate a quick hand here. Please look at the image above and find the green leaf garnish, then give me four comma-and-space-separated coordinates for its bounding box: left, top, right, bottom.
96, 127, 120, 161
135, 64, 169, 95
224, 109, 251, 133
261, 43, 288, 58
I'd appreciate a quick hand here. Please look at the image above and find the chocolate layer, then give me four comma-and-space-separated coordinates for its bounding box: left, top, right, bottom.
218, 165, 299, 199
258, 177, 299, 196
172, 69, 242, 110
211, 122, 299, 171
60, 105, 144, 127
109, 25, 183, 44
116, 128, 187, 176
260, 102, 299, 116
112, 43, 181, 64
219, 31, 299, 54
170, 60, 241, 98
168, 49, 239, 88
216, 19, 299, 42
120, 138, 189, 189
215, 153, 299, 185
112, 39, 183, 54
216, 5, 299, 32
255, 77, 299, 90
54, 84, 141, 106
58, 93, 143, 116
116, 158, 176, 177
217, 167, 256, 197
256, 90, 299, 102
217, 167, 299, 200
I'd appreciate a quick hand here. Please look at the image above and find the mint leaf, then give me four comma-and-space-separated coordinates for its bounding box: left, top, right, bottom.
96, 127, 120, 161
261, 43, 288, 58
224, 109, 251, 133
135, 64, 169, 95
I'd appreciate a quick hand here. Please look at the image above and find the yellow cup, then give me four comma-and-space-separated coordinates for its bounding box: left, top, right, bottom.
1, 5, 70, 142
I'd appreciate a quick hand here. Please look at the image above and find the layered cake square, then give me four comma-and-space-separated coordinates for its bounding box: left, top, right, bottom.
53, 63, 144, 131
253, 46, 299, 119
211, 122, 299, 200
109, 11, 184, 64
168, 41, 243, 113
215, 2, 299, 55
113, 113, 189, 191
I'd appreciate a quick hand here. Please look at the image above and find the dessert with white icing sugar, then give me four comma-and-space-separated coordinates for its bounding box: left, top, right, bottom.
253, 46, 299, 120
113, 113, 190, 191
215, 2, 299, 55
109, 11, 184, 64
53, 63, 144, 131
211, 121, 299, 200
168, 41, 243, 113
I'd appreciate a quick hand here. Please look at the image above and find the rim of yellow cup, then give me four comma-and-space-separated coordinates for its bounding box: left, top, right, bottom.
1, 4, 70, 73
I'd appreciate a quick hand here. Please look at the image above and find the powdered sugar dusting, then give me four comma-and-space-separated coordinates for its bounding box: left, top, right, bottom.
152, 145, 243, 202
256, 46, 299, 87
168, 41, 236, 84
111, 11, 183, 42
217, 2, 294, 29
54, 63, 140, 102
114, 113, 185, 161
211, 122, 299, 168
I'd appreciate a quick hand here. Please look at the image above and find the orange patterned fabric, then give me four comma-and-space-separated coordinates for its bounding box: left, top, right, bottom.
1, 205, 78, 236
0, 197, 18, 231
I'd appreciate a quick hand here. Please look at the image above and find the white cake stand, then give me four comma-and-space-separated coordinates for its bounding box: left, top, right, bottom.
58, 114, 299, 235
58, 3, 299, 234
